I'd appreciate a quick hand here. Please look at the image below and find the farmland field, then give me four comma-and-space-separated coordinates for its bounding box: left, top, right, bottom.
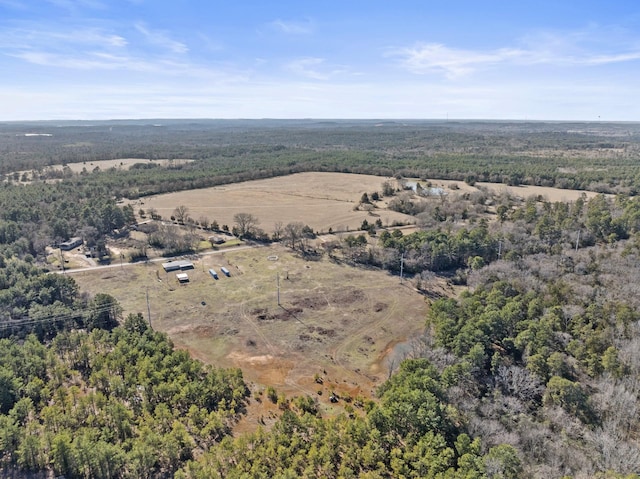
73, 244, 438, 404
136, 171, 604, 234
136, 172, 417, 233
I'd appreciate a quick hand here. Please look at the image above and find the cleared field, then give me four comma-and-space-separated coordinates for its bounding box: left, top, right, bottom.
73, 245, 435, 403
137, 172, 415, 233
476, 182, 603, 202
8, 158, 193, 182
137, 172, 601, 236
60, 158, 193, 173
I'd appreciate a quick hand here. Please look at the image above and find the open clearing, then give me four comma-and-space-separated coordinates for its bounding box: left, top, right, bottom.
61, 158, 193, 172
136, 172, 416, 233
73, 245, 436, 405
136, 172, 602, 235
475, 181, 603, 202
8, 158, 193, 182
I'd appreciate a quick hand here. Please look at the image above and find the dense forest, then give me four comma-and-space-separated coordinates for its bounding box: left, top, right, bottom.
2, 120, 640, 478
3, 120, 640, 197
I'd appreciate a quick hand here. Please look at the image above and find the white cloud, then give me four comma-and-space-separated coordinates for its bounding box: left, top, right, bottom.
0, 0, 28, 9
286, 57, 328, 80
391, 28, 640, 78
46, 0, 106, 11
285, 57, 350, 81
135, 22, 188, 54
0, 26, 127, 51
391, 43, 525, 78
270, 19, 313, 35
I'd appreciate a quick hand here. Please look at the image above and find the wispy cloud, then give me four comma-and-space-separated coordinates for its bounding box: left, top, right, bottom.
391, 44, 524, 78
0, 0, 29, 9
392, 29, 640, 78
285, 57, 351, 81
0, 26, 127, 51
270, 19, 314, 35
46, 0, 106, 11
0, 23, 241, 80
135, 22, 188, 54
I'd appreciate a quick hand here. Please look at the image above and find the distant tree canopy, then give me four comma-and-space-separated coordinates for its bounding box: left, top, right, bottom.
4, 120, 640, 478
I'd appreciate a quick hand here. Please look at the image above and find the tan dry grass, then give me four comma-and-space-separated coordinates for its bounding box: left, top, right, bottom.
10, 158, 193, 183
73, 245, 432, 402
136, 172, 415, 234
62, 158, 193, 173
475, 182, 603, 202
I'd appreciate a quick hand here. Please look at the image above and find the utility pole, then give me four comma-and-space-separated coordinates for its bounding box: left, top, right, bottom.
497, 240, 502, 260
146, 287, 152, 328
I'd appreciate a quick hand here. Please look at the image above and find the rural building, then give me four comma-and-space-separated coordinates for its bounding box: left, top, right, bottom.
208, 269, 219, 279
220, 267, 230, 277
176, 273, 189, 283
59, 237, 83, 251
162, 260, 194, 272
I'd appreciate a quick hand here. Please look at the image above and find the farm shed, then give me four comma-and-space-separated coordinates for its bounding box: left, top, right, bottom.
176, 273, 189, 283
220, 267, 230, 277
209, 269, 219, 279
162, 260, 194, 272
60, 237, 83, 251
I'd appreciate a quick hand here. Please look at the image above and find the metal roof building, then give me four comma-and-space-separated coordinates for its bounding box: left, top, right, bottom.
162, 260, 194, 272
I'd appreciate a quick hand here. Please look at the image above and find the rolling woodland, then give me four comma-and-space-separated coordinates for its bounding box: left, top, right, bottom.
2, 120, 640, 478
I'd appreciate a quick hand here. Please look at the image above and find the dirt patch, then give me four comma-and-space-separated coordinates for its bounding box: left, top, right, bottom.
330, 287, 366, 306
373, 302, 388, 312
291, 295, 329, 310
74, 244, 433, 423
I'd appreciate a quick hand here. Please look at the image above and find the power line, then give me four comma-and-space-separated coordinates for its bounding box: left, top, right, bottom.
0, 303, 122, 332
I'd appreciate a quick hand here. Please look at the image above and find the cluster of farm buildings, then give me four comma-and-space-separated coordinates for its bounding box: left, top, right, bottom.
161, 260, 230, 283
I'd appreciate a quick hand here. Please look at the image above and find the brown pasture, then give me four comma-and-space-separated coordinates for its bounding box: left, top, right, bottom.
9, 158, 193, 183
73, 245, 436, 410
136, 172, 415, 234
136, 172, 601, 235
63, 158, 193, 173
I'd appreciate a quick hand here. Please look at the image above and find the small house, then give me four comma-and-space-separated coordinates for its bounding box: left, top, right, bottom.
60, 237, 83, 251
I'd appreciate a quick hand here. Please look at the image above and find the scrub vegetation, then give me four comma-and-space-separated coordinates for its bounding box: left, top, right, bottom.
2, 119, 640, 478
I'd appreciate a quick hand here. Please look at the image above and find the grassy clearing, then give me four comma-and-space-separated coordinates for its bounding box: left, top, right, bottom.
135, 172, 416, 234
8, 158, 193, 183
73, 244, 434, 403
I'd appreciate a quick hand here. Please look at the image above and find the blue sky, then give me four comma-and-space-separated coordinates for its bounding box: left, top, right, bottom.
1, 0, 639, 120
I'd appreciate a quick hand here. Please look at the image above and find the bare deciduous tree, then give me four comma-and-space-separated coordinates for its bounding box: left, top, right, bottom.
273, 221, 284, 242
173, 205, 189, 224
199, 216, 210, 230
233, 212, 260, 238
283, 222, 305, 250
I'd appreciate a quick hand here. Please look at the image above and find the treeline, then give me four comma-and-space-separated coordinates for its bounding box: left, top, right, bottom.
419, 238, 640, 476
0, 252, 127, 339
0, 180, 136, 263
0, 316, 248, 478
4, 120, 640, 195
334, 192, 640, 282
178, 359, 522, 479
